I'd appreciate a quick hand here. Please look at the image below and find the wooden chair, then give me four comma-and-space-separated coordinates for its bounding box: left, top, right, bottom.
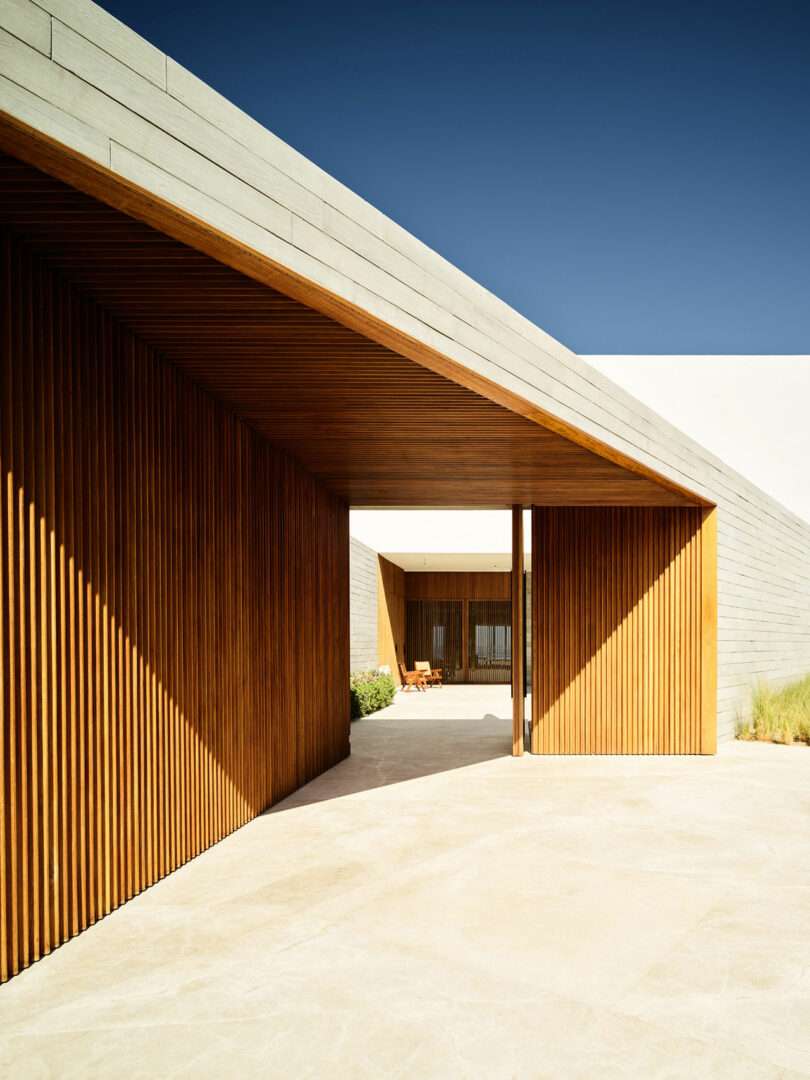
398, 662, 428, 692
414, 661, 443, 687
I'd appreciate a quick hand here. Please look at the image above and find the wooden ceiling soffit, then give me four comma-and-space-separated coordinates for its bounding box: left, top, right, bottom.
0, 109, 705, 507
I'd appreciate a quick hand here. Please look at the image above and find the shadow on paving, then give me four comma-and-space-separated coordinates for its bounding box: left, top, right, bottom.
268, 712, 512, 812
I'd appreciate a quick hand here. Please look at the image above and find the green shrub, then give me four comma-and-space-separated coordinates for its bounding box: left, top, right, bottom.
737, 674, 810, 745
350, 671, 396, 719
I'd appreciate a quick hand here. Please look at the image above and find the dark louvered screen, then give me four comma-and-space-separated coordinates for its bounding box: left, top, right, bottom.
468, 600, 512, 684
406, 598, 513, 684
406, 600, 463, 683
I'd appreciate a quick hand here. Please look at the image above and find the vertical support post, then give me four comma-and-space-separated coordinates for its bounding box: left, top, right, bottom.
511, 505, 524, 756
700, 507, 717, 754
461, 599, 469, 684
530, 507, 540, 753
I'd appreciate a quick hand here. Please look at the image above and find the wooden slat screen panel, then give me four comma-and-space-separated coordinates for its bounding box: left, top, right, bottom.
405, 600, 463, 683
468, 601, 512, 685
531, 507, 706, 754
405, 597, 515, 684
0, 229, 349, 983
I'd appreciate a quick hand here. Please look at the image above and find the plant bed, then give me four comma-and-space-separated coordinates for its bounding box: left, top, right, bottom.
350, 670, 396, 719
737, 674, 810, 745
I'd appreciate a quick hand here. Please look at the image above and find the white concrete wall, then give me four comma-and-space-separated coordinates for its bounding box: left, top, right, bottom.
349, 538, 378, 674
2, 0, 809, 740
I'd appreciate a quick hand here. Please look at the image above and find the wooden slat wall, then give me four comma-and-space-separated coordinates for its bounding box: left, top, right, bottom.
377, 556, 405, 685
0, 229, 349, 983
405, 572, 511, 601
531, 507, 711, 754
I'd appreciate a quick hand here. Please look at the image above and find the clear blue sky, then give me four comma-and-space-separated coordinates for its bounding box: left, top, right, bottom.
100, 0, 810, 354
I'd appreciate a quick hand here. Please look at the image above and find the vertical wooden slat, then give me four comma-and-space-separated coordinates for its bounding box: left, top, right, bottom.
122, 334, 133, 903
101, 310, 111, 918
55, 274, 68, 945
20, 252, 33, 969
90, 294, 101, 926
44, 257, 58, 953
8, 240, 21, 975
0, 233, 11, 981
75, 295, 87, 936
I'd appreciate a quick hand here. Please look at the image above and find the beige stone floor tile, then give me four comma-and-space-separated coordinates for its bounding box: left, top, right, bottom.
1, 686, 808, 1078
617, 882, 810, 1076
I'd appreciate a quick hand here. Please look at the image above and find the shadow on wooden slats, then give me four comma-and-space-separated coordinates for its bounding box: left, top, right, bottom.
531, 507, 706, 755
0, 229, 349, 983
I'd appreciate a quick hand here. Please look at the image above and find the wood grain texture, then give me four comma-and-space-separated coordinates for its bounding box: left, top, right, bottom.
511, 507, 524, 756
404, 573, 511, 601
0, 149, 700, 509
531, 507, 711, 754
0, 228, 349, 983
377, 556, 405, 686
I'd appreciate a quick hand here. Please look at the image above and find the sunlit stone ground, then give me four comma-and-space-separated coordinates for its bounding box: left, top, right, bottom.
1, 685, 808, 1078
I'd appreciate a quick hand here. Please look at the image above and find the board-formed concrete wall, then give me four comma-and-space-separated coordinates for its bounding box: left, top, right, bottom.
350, 538, 378, 673
2, 0, 809, 741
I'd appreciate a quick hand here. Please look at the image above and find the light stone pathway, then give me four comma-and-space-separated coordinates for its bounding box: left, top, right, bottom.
1, 685, 809, 1078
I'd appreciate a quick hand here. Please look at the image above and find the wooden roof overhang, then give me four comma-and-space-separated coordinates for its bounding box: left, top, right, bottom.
0, 113, 705, 509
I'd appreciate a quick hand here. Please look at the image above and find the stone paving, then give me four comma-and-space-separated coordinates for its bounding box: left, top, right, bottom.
1, 685, 808, 1078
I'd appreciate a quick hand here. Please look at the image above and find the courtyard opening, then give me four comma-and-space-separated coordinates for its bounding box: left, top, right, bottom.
348, 508, 529, 765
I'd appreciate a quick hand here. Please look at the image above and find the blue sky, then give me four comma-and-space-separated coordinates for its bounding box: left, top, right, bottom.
99, 0, 810, 354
